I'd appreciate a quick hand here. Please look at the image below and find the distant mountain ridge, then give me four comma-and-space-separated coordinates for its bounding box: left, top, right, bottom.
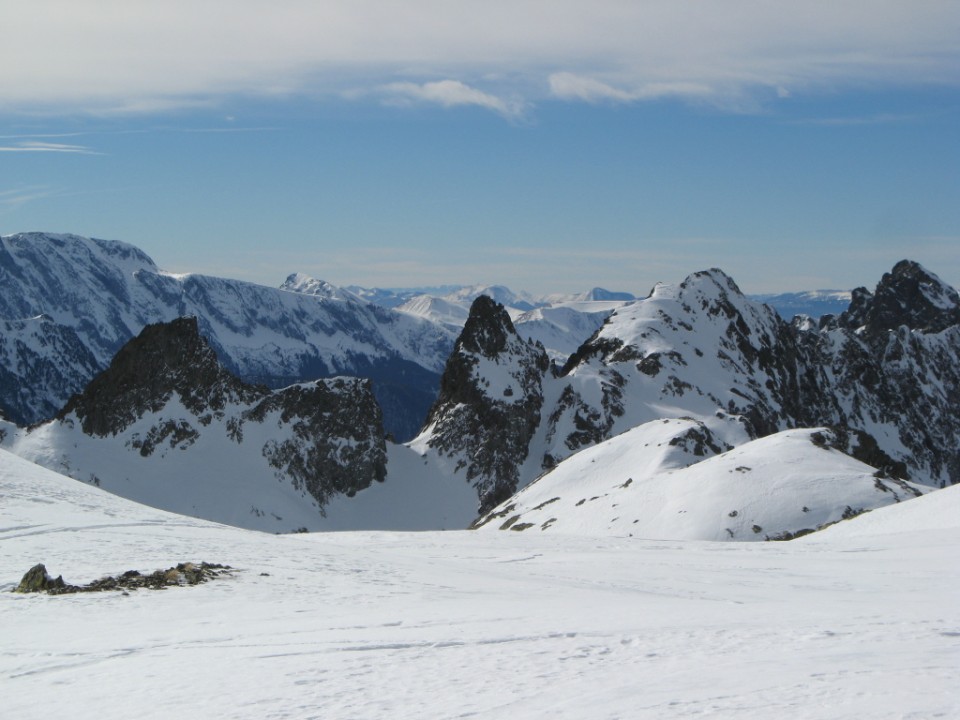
0, 232, 455, 439
751, 290, 852, 320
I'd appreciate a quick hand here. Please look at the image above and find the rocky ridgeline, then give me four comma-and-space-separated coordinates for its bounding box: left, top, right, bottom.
52, 317, 387, 512
422, 260, 960, 508
59, 317, 262, 436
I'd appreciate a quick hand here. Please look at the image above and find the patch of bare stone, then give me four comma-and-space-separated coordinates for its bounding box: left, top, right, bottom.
13, 562, 233, 595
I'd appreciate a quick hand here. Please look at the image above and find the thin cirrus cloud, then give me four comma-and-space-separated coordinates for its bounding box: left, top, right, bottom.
1, 1, 958, 117
0, 141, 98, 154
548, 73, 717, 104
0, 186, 56, 212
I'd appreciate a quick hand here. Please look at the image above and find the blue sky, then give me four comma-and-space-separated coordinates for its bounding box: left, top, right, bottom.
1, 1, 958, 295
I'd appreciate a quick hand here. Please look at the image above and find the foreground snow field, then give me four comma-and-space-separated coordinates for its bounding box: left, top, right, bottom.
2, 450, 958, 720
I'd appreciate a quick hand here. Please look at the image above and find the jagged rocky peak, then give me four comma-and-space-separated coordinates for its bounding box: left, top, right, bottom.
458, 295, 518, 358
58, 316, 260, 436
840, 260, 960, 336
418, 295, 550, 514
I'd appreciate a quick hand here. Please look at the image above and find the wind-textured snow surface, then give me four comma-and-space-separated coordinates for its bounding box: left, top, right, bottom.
2, 449, 958, 720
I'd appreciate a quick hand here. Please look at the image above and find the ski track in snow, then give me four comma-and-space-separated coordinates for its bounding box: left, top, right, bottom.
3, 451, 959, 719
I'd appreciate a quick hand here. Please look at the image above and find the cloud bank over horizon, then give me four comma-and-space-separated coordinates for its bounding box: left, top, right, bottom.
3, 1, 958, 117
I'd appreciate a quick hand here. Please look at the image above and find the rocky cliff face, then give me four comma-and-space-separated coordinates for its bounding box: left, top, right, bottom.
0, 316, 101, 426
7, 317, 387, 526
415, 296, 551, 513
814, 261, 960, 487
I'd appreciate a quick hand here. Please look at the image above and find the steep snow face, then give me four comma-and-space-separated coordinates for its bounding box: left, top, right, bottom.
0, 318, 395, 532
474, 424, 926, 541
0, 234, 454, 440
412, 296, 551, 513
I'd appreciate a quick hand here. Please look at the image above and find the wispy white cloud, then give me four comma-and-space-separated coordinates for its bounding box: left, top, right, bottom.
379, 80, 527, 119
1, 1, 957, 117
0, 141, 99, 154
548, 73, 715, 104
0, 186, 56, 212
790, 113, 924, 126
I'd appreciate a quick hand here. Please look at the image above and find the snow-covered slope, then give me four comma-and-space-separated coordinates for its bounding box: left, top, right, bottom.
474, 423, 926, 540
805, 481, 960, 540
0, 233, 455, 439
3, 447, 958, 720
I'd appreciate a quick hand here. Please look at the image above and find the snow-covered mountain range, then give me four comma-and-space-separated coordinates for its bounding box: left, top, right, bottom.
751, 289, 852, 320
0, 232, 454, 439
1, 230, 957, 540
394, 285, 634, 361
414, 261, 959, 528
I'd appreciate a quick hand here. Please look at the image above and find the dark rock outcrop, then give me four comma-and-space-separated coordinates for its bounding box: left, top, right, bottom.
13, 562, 232, 594
58, 317, 261, 436
14, 564, 66, 593
837, 260, 960, 337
